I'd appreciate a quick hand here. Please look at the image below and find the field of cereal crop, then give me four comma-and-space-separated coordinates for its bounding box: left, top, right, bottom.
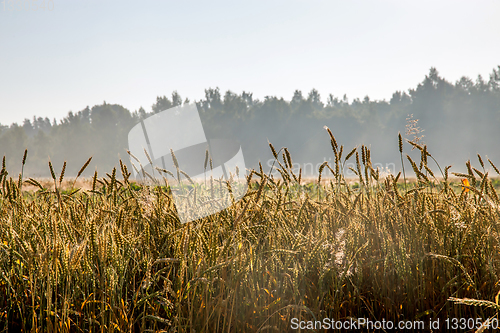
1, 134, 500, 332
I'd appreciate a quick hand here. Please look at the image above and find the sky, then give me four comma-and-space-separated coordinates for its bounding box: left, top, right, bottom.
0, 0, 499, 126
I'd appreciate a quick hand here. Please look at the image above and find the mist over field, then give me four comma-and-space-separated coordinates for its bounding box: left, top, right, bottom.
0, 66, 499, 178
3, 1, 500, 330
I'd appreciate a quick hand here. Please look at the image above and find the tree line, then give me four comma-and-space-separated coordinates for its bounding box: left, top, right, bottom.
1, 66, 499, 178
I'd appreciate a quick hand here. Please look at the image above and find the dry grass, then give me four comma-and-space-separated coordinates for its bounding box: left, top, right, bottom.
1, 134, 500, 332
21, 178, 95, 192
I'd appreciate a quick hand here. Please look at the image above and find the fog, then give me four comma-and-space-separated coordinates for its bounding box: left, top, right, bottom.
0, 67, 499, 180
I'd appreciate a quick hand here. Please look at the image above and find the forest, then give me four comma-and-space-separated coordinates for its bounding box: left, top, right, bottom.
1, 66, 499, 178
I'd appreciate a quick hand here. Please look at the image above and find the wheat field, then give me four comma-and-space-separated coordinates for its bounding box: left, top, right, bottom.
1, 132, 500, 332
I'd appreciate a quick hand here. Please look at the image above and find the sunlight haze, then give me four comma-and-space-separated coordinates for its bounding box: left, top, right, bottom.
0, 0, 499, 125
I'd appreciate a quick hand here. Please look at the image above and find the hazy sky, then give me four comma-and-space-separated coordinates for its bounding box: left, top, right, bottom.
1, 0, 499, 126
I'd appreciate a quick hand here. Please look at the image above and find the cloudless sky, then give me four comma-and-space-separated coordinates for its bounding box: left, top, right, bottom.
1, 0, 499, 125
